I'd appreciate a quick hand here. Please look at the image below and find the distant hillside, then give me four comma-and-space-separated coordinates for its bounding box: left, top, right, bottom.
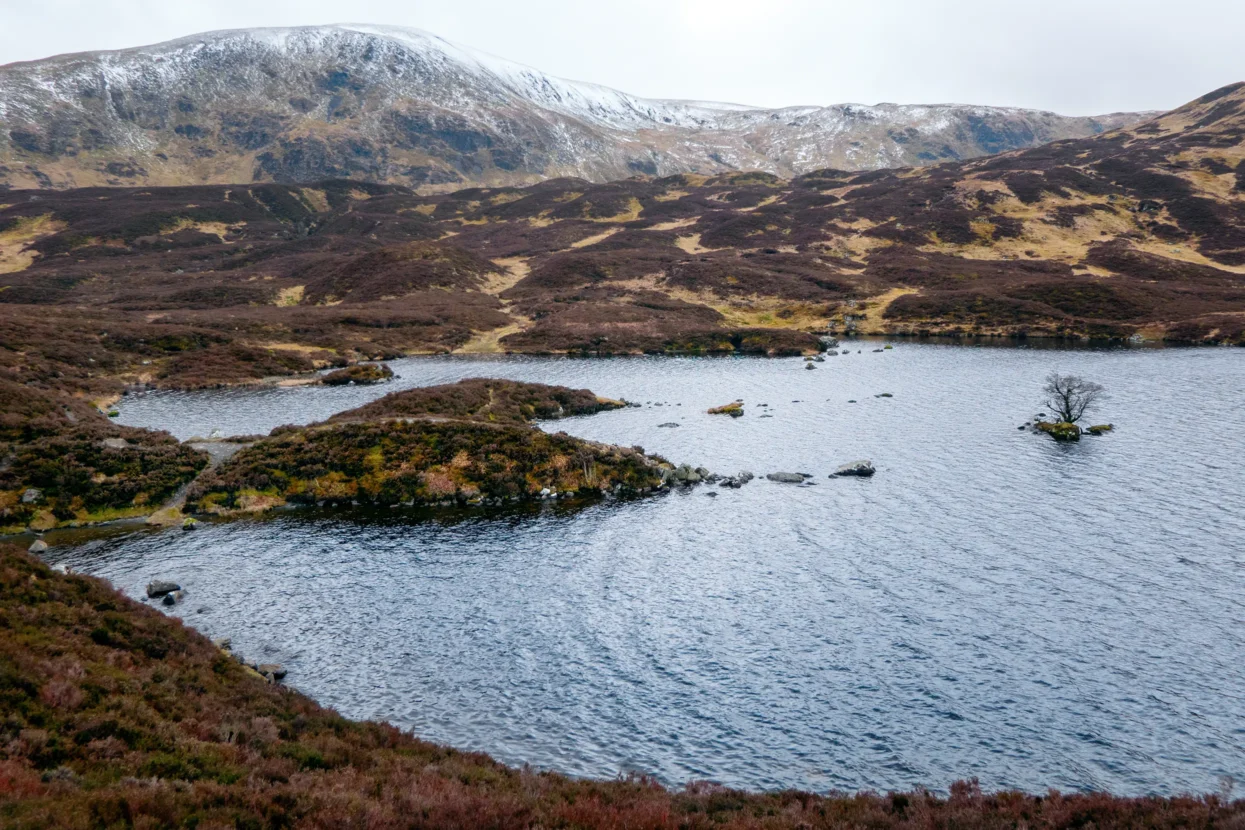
0, 81, 1243, 437
0, 25, 1153, 191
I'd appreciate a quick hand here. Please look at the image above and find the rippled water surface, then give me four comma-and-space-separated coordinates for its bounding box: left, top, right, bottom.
47, 345, 1245, 795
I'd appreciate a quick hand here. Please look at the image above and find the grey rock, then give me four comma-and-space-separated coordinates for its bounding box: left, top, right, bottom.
766, 472, 807, 483
146, 580, 180, 598
657, 422, 680, 428
833, 460, 876, 477
257, 663, 287, 681
737, 471, 754, 483
28, 539, 48, 554
20, 488, 41, 504
805, 362, 816, 370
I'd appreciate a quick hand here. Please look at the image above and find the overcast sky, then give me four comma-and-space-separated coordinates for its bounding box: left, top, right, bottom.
1, 0, 1240, 116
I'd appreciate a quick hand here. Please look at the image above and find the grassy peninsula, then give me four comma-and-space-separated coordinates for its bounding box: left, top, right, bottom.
187, 379, 668, 515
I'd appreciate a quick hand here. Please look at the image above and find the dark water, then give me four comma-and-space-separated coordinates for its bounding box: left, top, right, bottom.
45, 345, 1245, 795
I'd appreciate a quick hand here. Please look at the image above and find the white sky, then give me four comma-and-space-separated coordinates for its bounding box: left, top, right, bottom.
1, 0, 1241, 116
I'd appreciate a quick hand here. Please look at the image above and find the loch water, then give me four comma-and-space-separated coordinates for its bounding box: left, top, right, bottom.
42, 344, 1245, 795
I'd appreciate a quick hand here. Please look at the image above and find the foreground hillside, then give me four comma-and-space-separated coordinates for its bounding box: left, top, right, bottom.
1, 81, 1243, 376
0, 25, 1149, 191
1, 544, 1239, 828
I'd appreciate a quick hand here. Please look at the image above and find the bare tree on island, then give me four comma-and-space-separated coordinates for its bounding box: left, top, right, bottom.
1042, 373, 1105, 424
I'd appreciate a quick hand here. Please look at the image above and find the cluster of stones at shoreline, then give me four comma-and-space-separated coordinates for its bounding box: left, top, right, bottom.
146, 580, 288, 684
662, 460, 876, 495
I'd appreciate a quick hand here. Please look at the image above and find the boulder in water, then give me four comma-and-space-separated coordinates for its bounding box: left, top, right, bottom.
833, 460, 875, 477
146, 580, 181, 598
1086, 424, 1115, 436
766, 472, 807, 483
257, 663, 287, 681
28, 539, 48, 554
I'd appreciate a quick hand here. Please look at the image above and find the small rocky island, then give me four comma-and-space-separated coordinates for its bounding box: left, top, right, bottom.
185, 379, 673, 515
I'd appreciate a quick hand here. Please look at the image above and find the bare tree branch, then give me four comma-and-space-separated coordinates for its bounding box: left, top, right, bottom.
1042, 373, 1105, 423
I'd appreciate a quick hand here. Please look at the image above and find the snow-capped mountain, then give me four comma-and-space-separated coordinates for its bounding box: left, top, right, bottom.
0, 25, 1154, 190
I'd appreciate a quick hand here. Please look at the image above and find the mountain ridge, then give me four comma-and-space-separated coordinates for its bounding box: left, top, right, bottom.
0, 24, 1156, 191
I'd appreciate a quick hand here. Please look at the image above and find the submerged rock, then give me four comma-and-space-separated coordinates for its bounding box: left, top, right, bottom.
1086, 424, 1115, 436
766, 472, 808, 483
657, 422, 680, 428
833, 460, 875, 477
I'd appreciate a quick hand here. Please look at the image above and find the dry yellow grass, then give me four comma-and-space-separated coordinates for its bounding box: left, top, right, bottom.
854, 287, 920, 333
570, 228, 620, 248
275, 286, 305, 307
0, 214, 65, 273
482, 257, 531, 294
735, 194, 781, 212
299, 188, 329, 212
675, 234, 712, 254
162, 218, 232, 240
648, 218, 699, 231
454, 318, 531, 354
587, 196, 643, 223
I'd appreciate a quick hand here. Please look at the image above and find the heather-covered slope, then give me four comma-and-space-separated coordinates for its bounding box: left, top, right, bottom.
2, 544, 1241, 828
0, 25, 1151, 191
